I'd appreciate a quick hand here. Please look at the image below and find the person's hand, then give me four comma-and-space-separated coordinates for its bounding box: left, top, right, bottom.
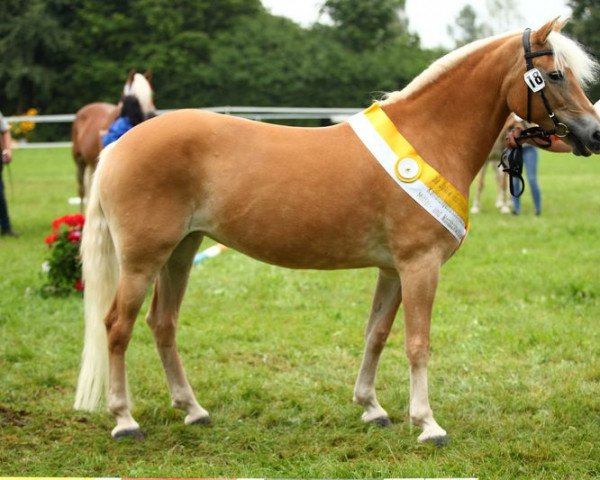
2, 149, 11, 164
505, 128, 522, 149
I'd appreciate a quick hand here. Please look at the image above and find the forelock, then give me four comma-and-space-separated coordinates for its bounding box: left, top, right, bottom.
547, 31, 599, 87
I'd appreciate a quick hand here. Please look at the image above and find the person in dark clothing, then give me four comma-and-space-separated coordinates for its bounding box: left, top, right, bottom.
0, 110, 17, 237
101, 95, 145, 148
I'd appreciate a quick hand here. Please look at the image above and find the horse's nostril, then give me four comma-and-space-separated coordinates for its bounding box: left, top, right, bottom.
593, 130, 600, 142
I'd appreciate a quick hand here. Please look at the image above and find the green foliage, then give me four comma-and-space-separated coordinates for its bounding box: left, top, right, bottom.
0, 145, 599, 478
0, 0, 438, 116
41, 214, 84, 297
0, 0, 74, 113
321, 0, 407, 52
447, 5, 493, 47
565, 0, 600, 101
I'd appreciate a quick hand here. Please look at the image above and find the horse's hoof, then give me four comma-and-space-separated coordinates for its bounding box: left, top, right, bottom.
372, 416, 392, 427
421, 435, 450, 447
189, 415, 211, 426
112, 428, 145, 441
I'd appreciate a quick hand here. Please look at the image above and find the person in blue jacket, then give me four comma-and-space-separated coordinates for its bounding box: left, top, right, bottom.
101, 95, 145, 148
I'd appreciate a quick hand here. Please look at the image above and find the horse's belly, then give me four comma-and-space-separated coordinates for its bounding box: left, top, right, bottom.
193, 194, 393, 270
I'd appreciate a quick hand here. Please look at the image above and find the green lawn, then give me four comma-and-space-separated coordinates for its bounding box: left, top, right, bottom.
0, 147, 598, 479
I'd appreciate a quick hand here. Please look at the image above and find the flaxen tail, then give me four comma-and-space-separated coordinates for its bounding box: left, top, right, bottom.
74, 146, 119, 411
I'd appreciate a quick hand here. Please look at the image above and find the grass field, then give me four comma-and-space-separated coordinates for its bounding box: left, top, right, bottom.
0, 147, 598, 479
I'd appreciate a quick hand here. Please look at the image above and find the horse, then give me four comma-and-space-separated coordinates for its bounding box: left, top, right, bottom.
70, 70, 155, 203
74, 18, 600, 444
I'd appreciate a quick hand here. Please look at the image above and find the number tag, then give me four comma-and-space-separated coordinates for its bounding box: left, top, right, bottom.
524, 68, 546, 92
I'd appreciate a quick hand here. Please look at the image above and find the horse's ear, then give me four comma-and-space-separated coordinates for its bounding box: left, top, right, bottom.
143, 69, 153, 83
126, 69, 136, 85
532, 16, 563, 45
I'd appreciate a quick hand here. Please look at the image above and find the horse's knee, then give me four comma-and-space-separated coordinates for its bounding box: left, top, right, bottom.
366, 326, 390, 351
146, 307, 177, 347
405, 338, 429, 364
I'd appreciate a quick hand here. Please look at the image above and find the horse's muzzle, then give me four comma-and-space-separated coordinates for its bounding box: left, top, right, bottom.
566, 116, 600, 156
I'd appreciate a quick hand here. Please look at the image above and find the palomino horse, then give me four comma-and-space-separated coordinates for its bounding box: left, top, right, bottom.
74, 18, 600, 443
70, 70, 155, 202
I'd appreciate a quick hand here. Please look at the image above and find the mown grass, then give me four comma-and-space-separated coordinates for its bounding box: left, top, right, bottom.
0, 147, 598, 479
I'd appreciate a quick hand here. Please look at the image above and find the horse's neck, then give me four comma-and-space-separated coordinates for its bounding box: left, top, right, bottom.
383, 37, 518, 197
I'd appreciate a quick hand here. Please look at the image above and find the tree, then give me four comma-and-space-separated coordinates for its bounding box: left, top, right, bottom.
0, 0, 440, 122
564, 0, 600, 101
66, 0, 265, 108
447, 5, 492, 47
321, 0, 408, 52
0, 0, 74, 113
485, 0, 524, 34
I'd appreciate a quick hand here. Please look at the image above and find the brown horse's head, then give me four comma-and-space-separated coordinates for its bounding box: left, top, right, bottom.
123, 69, 156, 119
506, 17, 600, 156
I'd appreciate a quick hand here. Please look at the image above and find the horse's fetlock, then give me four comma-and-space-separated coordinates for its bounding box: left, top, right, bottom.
108, 398, 130, 416
410, 407, 433, 426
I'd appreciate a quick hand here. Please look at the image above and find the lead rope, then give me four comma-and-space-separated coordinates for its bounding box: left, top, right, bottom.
500, 127, 552, 197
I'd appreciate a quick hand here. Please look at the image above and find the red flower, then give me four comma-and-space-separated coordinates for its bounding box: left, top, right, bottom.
52, 214, 85, 232
66, 214, 85, 229
51, 215, 67, 231
75, 278, 85, 292
45, 233, 59, 245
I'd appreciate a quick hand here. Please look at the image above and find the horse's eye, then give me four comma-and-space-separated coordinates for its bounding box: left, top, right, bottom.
548, 71, 564, 81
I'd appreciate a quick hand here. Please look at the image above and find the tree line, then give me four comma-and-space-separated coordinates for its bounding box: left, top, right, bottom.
0, 0, 597, 121
0, 0, 438, 117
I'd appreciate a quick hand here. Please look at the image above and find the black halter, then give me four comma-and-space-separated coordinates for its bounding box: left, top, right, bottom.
501, 28, 569, 197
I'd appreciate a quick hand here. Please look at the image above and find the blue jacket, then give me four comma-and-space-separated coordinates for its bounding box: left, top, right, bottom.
102, 116, 133, 147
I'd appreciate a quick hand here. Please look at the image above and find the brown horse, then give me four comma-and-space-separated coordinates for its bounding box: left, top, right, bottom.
70, 70, 155, 202
74, 18, 600, 443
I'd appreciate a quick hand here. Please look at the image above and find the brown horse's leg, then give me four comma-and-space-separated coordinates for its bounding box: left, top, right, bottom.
146, 232, 211, 426
399, 258, 448, 445
75, 158, 86, 208
106, 270, 154, 439
353, 268, 401, 426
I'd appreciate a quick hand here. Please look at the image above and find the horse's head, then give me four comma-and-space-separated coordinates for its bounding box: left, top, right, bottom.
123, 69, 156, 119
506, 17, 600, 156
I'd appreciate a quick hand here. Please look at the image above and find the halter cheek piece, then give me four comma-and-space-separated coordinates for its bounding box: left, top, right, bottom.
501, 28, 569, 197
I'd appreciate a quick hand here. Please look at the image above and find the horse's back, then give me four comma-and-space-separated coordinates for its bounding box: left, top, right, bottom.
72, 102, 118, 165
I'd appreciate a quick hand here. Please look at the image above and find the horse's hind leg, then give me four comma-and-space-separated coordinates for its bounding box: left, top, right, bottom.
146, 232, 210, 426
106, 270, 156, 439
353, 268, 401, 426
74, 157, 86, 207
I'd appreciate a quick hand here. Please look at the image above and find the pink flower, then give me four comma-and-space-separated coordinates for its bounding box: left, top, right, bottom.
67, 230, 82, 243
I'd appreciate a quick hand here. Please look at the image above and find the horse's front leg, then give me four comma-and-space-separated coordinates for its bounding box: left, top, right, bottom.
400, 258, 448, 445
353, 268, 401, 426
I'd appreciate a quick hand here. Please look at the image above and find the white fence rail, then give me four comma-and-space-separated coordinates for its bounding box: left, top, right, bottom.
8, 107, 360, 148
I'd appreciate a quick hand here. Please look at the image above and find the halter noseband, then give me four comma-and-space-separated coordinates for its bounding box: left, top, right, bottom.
501, 28, 569, 197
